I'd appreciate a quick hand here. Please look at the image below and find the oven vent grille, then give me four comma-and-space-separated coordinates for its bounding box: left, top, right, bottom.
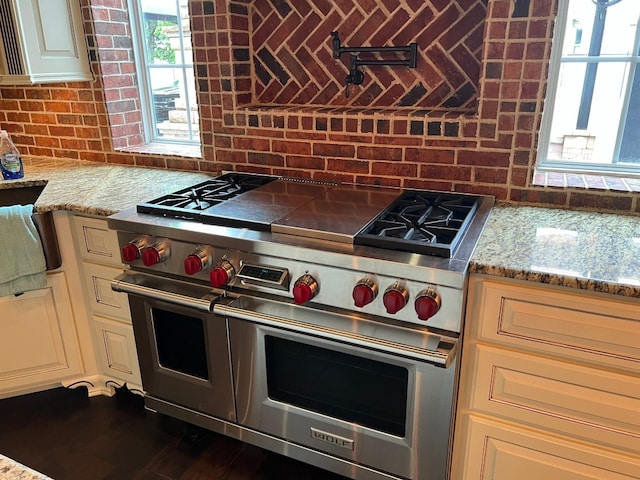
0, 0, 25, 75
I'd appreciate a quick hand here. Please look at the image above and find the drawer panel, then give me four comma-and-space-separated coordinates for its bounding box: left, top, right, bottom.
452, 415, 640, 480
472, 278, 640, 372
72, 215, 122, 265
93, 315, 141, 387
82, 263, 130, 322
465, 343, 640, 454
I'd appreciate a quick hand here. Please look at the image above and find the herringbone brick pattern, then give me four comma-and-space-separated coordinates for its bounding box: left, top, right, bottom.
247, 0, 487, 109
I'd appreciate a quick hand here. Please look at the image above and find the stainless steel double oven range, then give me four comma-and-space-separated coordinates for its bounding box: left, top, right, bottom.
108, 174, 493, 480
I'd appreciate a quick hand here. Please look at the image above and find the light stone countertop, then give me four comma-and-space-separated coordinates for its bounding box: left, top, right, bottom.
470, 204, 640, 298
0, 158, 212, 216
0, 454, 52, 480
2, 159, 640, 299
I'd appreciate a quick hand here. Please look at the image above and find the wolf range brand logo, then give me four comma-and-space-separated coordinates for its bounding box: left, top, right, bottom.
310, 428, 354, 450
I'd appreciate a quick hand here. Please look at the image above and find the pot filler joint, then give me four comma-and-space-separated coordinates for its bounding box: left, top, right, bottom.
330, 31, 419, 98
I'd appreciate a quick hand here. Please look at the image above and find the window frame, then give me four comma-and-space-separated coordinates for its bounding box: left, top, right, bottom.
536, 0, 640, 177
127, 0, 199, 146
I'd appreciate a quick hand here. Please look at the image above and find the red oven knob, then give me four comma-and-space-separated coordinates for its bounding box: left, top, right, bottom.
141, 241, 170, 267
121, 236, 150, 263
184, 246, 213, 275
293, 274, 318, 304
210, 260, 235, 287
415, 289, 441, 321
383, 284, 408, 314
184, 255, 203, 275
353, 279, 377, 307
121, 243, 140, 262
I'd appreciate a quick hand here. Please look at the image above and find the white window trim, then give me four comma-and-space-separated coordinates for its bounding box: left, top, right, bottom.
536, 0, 640, 178
127, 0, 199, 147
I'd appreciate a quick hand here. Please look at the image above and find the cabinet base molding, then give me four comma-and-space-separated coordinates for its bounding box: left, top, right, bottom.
63, 374, 143, 398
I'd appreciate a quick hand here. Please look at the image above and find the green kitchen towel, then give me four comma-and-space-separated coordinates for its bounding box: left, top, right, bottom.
0, 204, 46, 298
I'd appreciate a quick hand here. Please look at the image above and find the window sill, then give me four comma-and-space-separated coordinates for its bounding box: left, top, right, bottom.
117, 143, 202, 159
532, 169, 640, 193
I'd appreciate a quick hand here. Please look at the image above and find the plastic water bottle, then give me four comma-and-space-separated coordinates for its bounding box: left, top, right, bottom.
0, 130, 24, 180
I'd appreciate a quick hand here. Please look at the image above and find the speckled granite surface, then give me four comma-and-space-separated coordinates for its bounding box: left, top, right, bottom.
0, 158, 211, 216
0, 454, 52, 479
470, 204, 640, 298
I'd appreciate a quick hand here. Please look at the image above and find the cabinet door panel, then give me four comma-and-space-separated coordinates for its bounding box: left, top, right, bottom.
465, 343, 640, 454
82, 263, 130, 322
473, 278, 640, 372
93, 315, 141, 387
72, 216, 122, 265
0, 272, 83, 394
453, 415, 640, 480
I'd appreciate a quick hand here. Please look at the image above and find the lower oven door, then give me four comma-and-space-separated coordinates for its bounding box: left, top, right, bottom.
112, 272, 236, 422
217, 296, 456, 480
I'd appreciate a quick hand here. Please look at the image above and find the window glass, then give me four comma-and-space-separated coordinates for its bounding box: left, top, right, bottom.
131, 0, 199, 144
538, 0, 640, 173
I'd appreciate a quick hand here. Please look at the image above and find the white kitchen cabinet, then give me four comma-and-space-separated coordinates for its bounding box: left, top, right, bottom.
451, 275, 640, 480
92, 314, 141, 388
0, 0, 92, 85
71, 214, 142, 394
0, 272, 84, 398
456, 415, 640, 480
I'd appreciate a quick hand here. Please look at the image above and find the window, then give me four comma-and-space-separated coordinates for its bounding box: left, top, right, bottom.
128, 0, 199, 145
537, 0, 640, 175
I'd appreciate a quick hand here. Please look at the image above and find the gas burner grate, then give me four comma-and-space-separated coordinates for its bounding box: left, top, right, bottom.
136, 173, 277, 220
355, 191, 479, 258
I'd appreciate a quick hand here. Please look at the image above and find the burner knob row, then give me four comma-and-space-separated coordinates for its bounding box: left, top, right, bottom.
121, 236, 151, 263
354, 280, 441, 321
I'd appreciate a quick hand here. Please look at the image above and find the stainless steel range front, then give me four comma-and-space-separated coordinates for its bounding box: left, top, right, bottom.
108, 174, 493, 480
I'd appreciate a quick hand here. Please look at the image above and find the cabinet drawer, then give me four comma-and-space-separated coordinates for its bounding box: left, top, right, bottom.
82, 263, 130, 322
72, 215, 122, 266
93, 315, 141, 387
463, 343, 640, 454
452, 415, 640, 480
470, 277, 640, 372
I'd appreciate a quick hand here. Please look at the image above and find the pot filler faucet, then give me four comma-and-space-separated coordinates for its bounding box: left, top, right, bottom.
330, 31, 418, 98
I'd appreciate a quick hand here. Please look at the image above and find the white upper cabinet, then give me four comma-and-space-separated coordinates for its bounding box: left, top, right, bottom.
0, 0, 92, 85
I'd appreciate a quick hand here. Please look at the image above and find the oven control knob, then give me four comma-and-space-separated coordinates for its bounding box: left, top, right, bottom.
383, 284, 409, 314
210, 260, 235, 287
121, 236, 149, 263
184, 246, 213, 275
293, 274, 318, 304
415, 289, 441, 321
353, 279, 377, 307
141, 241, 170, 266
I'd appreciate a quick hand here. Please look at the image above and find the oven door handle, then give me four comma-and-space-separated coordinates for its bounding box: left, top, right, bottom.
215, 300, 455, 367
111, 272, 219, 313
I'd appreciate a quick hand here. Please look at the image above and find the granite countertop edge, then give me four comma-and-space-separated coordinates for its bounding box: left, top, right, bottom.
3, 159, 639, 300
0, 454, 52, 480
469, 203, 640, 300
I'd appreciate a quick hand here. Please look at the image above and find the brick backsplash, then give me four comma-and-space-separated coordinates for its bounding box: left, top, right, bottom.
0, 0, 638, 215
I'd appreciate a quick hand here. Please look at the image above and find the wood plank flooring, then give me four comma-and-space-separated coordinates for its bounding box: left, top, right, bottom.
0, 387, 348, 480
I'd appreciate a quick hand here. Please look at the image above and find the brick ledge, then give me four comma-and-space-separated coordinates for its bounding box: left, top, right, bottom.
533, 170, 640, 193
116, 143, 201, 159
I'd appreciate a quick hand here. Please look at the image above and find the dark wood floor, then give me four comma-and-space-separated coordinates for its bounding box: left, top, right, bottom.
0, 386, 348, 480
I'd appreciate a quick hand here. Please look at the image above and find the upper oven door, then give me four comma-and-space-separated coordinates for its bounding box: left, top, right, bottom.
114, 272, 236, 422
217, 296, 456, 480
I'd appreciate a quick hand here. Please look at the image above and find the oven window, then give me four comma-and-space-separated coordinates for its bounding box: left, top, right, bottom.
265, 336, 408, 436
152, 308, 209, 380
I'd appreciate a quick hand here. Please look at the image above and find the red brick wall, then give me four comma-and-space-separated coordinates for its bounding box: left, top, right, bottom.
240, 0, 486, 110
0, 0, 638, 214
